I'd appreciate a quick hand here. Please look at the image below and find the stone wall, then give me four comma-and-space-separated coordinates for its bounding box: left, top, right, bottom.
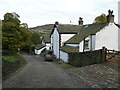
68, 48, 106, 67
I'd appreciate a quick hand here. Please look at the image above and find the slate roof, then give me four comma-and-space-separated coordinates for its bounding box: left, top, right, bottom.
50, 24, 86, 35
60, 45, 79, 53
65, 23, 108, 44
43, 35, 51, 43
35, 44, 45, 50
115, 24, 120, 28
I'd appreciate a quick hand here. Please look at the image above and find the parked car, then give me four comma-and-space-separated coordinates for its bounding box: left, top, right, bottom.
45, 54, 53, 61
45, 50, 56, 61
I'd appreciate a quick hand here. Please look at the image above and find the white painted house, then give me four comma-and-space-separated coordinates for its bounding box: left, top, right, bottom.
42, 36, 51, 50
34, 44, 46, 54
118, 1, 120, 24
60, 10, 120, 62
50, 21, 83, 58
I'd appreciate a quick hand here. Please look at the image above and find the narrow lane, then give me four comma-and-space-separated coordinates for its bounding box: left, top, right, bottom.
3, 53, 88, 88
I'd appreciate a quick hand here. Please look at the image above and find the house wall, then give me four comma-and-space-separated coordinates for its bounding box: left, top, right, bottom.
79, 36, 91, 52
84, 36, 91, 52
46, 43, 51, 50
60, 50, 69, 63
79, 41, 84, 52
35, 47, 46, 54
52, 28, 60, 58
95, 23, 119, 51
118, 28, 120, 50
61, 34, 75, 46
118, 1, 120, 24
91, 35, 96, 51
79, 35, 96, 52
51, 34, 53, 50
66, 44, 79, 47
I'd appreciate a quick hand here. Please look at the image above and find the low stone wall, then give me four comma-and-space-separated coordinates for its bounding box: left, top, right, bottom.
68, 48, 106, 67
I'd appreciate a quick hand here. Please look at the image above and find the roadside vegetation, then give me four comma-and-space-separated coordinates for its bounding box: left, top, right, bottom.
2, 54, 27, 80
54, 59, 74, 69
2, 12, 32, 79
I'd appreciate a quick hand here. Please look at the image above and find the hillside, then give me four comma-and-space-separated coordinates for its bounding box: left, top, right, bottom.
29, 24, 54, 39
30, 24, 54, 31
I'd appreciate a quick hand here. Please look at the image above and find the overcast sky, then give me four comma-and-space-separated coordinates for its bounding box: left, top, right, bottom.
0, 0, 119, 27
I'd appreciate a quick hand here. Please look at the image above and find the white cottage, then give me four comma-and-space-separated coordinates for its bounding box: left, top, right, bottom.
118, 1, 120, 24
61, 10, 120, 62
50, 20, 83, 58
34, 44, 46, 54
42, 36, 51, 50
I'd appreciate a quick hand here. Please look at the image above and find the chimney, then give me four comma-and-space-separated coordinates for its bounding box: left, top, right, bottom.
54, 21, 59, 28
107, 10, 114, 23
78, 17, 83, 26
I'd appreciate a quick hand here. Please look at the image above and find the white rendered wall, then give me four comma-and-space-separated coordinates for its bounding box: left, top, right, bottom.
118, 1, 120, 50
118, 28, 120, 50
66, 44, 79, 47
61, 34, 75, 46
79, 35, 96, 52
84, 36, 90, 52
51, 34, 53, 50
46, 43, 51, 50
60, 50, 69, 63
95, 23, 119, 51
34, 47, 46, 54
91, 35, 96, 51
52, 28, 59, 58
118, 1, 120, 24
79, 41, 84, 52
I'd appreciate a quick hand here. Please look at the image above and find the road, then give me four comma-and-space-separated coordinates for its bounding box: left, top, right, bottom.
2, 53, 89, 88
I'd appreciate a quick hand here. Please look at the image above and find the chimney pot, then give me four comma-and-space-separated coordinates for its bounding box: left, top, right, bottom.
54, 21, 59, 28
107, 10, 114, 23
78, 17, 83, 26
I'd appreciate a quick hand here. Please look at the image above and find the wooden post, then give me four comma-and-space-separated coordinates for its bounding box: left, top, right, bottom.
102, 47, 107, 62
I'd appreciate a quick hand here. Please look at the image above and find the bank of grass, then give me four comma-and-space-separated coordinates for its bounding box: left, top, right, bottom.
54, 59, 74, 69
2, 54, 28, 80
2, 55, 20, 62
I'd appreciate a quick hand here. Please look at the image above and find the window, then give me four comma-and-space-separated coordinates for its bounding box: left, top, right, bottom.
84, 40, 89, 49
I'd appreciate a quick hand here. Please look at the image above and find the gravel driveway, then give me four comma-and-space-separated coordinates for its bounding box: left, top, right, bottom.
2, 53, 89, 88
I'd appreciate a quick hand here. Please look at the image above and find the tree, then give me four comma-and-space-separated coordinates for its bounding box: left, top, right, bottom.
31, 32, 41, 45
93, 14, 107, 23
0, 20, 2, 50
2, 12, 32, 54
19, 27, 32, 52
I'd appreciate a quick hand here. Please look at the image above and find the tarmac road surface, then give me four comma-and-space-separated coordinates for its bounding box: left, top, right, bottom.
2, 53, 89, 88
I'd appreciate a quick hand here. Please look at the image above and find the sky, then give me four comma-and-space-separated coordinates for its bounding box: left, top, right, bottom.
0, 0, 119, 28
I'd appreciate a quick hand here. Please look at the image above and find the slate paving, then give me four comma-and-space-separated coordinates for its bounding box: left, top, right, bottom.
65, 61, 119, 88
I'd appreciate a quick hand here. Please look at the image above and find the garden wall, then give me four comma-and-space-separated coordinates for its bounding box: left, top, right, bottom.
68, 48, 106, 67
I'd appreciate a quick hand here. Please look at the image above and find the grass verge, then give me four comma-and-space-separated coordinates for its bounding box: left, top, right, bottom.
2, 54, 28, 80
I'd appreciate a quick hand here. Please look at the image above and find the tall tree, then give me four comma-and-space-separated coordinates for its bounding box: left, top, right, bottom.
31, 32, 41, 45
2, 12, 32, 54
0, 20, 2, 50
93, 14, 107, 23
